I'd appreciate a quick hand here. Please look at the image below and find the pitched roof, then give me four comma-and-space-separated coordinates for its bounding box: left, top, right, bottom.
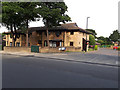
3, 23, 91, 34
29, 23, 91, 34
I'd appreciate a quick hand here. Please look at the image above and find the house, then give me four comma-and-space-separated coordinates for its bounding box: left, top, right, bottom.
4, 23, 91, 52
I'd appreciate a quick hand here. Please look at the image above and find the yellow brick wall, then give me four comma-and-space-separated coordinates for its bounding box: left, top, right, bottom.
5, 31, 89, 51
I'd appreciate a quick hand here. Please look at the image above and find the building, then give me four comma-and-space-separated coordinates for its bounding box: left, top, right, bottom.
4, 23, 91, 52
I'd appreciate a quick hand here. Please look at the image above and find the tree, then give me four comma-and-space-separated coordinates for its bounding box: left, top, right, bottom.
37, 2, 71, 47
2, 2, 24, 46
97, 36, 112, 45
89, 35, 95, 45
97, 40, 104, 45
109, 30, 120, 42
86, 29, 97, 38
2, 2, 41, 46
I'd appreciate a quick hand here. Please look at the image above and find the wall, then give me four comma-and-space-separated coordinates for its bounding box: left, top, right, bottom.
64, 31, 89, 51
4, 46, 31, 52
5, 34, 26, 47
5, 30, 90, 52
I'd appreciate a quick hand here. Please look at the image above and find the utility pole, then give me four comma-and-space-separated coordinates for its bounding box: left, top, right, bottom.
86, 17, 90, 52
86, 17, 90, 40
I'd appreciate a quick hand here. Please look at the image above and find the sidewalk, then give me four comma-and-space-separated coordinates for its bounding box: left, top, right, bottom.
0, 48, 119, 67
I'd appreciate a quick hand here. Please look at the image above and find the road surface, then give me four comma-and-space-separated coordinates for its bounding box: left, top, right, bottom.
2, 53, 118, 88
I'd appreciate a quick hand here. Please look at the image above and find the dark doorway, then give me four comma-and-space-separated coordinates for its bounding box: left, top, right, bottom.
82, 38, 87, 52
56, 41, 60, 47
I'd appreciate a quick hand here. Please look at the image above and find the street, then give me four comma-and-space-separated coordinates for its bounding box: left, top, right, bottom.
2, 49, 118, 88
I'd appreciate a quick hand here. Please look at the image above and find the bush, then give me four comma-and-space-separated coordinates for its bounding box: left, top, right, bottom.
118, 46, 120, 50
89, 35, 95, 45
94, 45, 98, 50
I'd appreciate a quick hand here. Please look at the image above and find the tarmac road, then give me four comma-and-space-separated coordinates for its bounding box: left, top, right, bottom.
2, 54, 118, 88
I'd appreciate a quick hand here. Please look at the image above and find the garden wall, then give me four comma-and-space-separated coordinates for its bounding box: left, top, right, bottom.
4, 46, 31, 52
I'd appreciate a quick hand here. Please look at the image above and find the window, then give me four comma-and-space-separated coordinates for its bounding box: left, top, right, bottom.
28, 43, 30, 47
16, 42, 20, 47
60, 42, 62, 47
10, 42, 12, 46
70, 42, 73, 46
70, 31, 74, 35
44, 40, 48, 47
38, 40, 42, 44
53, 42, 56, 47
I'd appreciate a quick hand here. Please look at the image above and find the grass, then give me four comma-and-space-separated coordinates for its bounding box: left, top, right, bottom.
88, 48, 94, 51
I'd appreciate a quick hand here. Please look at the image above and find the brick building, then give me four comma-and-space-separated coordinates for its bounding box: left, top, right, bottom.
4, 23, 91, 52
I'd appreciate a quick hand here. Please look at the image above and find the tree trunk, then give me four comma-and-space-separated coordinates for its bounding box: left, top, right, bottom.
26, 20, 29, 47
46, 28, 49, 48
12, 37, 15, 47
26, 30, 28, 47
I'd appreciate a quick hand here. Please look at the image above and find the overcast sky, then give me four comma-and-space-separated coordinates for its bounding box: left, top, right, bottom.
0, 0, 119, 37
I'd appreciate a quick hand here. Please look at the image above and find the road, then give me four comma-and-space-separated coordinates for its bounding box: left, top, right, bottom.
2, 53, 118, 88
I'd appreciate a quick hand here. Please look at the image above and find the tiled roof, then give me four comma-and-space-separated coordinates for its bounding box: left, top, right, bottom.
3, 23, 91, 34
29, 23, 91, 34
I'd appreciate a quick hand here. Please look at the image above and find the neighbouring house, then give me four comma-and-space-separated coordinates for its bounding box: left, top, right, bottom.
3, 23, 91, 52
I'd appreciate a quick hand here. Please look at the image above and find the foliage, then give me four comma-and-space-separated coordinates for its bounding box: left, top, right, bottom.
97, 36, 112, 45
109, 30, 120, 42
2, 2, 71, 47
2, 2, 42, 46
37, 2, 71, 27
94, 45, 98, 50
88, 48, 94, 51
86, 29, 97, 38
118, 46, 120, 50
97, 40, 104, 45
89, 34, 95, 45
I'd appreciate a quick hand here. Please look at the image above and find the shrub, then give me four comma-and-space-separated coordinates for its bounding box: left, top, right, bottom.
94, 45, 98, 50
118, 46, 120, 51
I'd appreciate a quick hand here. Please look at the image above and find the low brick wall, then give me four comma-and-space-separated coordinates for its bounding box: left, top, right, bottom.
4, 46, 31, 52
66, 47, 82, 52
39, 47, 64, 53
4, 46, 82, 53
39, 47, 82, 53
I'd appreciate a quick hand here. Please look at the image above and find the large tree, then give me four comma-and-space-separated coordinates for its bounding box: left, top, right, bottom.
109, 30, 120, 42
2, 2, 41, 46
2, 2, 24, 46
97, 36, 112, 45
86, 29, 97, 38
37, 2, 71, 47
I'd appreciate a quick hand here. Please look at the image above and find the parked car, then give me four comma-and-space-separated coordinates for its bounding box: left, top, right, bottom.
113, 46, 118, 50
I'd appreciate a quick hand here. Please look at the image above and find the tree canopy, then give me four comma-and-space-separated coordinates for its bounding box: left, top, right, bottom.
109, 30, 120, 42
37, 2, 71, 27
2, 2, 71, 47
86, 29, 97, 38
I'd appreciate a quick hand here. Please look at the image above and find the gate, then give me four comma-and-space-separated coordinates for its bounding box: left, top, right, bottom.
31, 45, 39, 53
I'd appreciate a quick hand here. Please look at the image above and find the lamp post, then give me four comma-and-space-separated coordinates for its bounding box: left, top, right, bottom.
86, 17, 90, 39
86, 17, 90, 52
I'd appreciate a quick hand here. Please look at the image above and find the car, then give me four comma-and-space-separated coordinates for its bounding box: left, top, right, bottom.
113, 46, 118, 50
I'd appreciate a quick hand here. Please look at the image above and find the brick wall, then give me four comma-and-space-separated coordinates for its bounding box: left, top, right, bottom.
4, 46, 31, 52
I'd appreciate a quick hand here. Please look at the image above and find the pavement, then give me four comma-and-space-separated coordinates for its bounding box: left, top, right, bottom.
0, 48, 119, 67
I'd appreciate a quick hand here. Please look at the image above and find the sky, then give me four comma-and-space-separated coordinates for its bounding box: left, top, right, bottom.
0, 0, 119, 37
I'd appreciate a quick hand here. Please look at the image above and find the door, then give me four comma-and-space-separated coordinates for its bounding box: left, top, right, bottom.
82, 38, 87, 52
56, 41, 60, 47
